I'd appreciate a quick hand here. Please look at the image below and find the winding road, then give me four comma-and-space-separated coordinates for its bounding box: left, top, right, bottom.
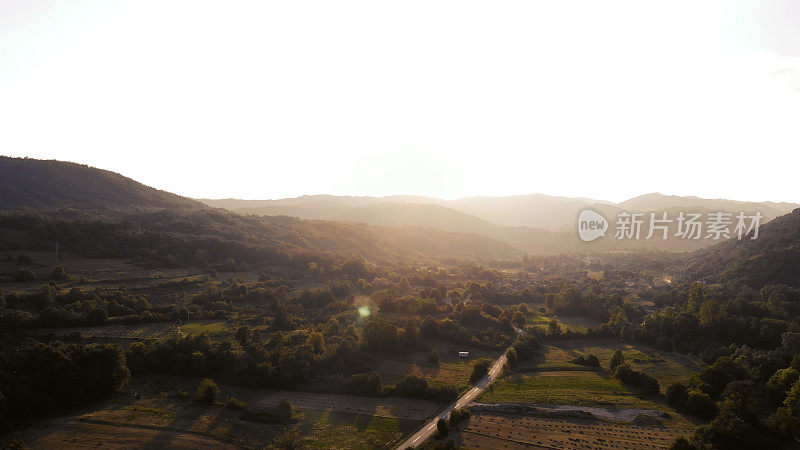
396, 326, 523, 449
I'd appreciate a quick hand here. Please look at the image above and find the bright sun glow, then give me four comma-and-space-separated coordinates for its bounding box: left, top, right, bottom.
1, 1, 799, 202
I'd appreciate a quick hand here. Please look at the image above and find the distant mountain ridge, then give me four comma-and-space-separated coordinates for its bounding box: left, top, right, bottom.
201, 192, 798, 236
2, 156, 796, 257
618, 193, 796, 219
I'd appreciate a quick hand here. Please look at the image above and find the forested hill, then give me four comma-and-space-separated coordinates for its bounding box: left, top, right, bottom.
685, 207, 800, 287
0, 156, 203, 211
0, 208, 519, 267
0, 157, 518, 263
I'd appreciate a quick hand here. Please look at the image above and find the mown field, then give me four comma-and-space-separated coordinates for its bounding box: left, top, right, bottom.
289, 410, 417, 449
480, 370, 672, 411
7, 376, 439, 449
448, 412, 691, 450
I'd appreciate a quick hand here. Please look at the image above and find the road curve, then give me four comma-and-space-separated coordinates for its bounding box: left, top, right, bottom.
396, 327, 522, 449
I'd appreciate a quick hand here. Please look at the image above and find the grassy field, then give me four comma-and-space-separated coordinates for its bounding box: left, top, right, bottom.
479, 370, 658, 409
518, 308, 602, 333
8, 420, 238, 449
181, 321, 231, 335
284, 410, 416, 449
534, 338, 701, 387
550, 316, 602, 332
370, 339, 500, 388
527, 314, 602, 333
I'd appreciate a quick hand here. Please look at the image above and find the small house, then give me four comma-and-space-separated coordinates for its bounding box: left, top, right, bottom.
458, 351, 469, 358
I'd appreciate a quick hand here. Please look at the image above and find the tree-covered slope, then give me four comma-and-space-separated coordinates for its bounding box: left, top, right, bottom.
0, 156, 203, 211
685, 207, 800, 287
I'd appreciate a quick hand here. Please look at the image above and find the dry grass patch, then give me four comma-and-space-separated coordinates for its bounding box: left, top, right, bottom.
277, 410, 418, 449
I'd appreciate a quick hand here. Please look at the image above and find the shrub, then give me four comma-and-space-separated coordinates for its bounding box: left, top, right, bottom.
613, 364, 660, 395
666, 382, 689, 408
572, 353, 600, 367
610, 350, 625, 370
470, 359, 492, 384
276, 399, 294, 423
436, 417, 449, 437
766, 367, 800, 405
235, 326, 252, 347
614, 364, 637, 383
510, 334, 539, 360
5, 439, 28, 450
49, 265, 68, 280
506, 347, 518, 368
428, 349, 440, 364
511, 311, 526, 327
548, 319, 561, 336
347, 373, 383, 397
242, 402, 295, 424
225, 397, 247, 410
86, 307, 108, 326
640, 374, 660, 395
685, 390, 716, 420
669, 437, 694, 450
33, 287, 56, 310
308, 332, 325, 353
198, 378, 219, 404
13, 268, 37, 282
385, 375, 458, 402
449, 408, 471, 428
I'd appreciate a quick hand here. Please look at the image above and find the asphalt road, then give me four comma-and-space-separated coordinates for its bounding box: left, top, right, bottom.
396, 327, 523, 449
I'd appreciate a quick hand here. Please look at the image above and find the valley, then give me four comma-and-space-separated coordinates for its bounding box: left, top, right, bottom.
1, 157, 800, 450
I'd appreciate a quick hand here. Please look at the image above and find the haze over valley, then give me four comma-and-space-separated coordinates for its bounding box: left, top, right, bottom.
3, 1, 800, 449
202, 192, 798, 253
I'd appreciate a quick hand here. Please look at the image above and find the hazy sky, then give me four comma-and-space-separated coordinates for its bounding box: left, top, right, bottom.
1, 1, 799, 202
